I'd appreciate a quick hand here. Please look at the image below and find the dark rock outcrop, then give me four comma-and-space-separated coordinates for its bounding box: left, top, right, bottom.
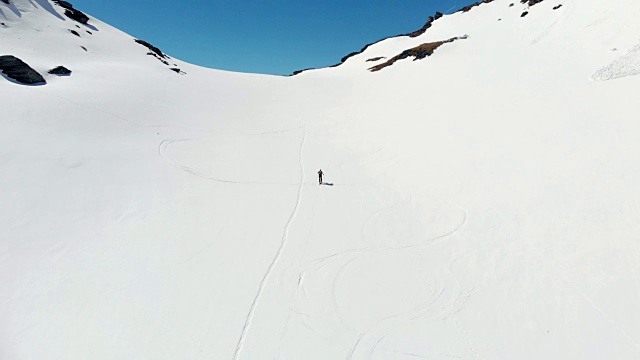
53, 1, 90, 24
64, 8, 89, 24
521, 11, 529, 17
0, 55, 46, 85
521, 0, 545, 5
147, 52, 170, 65
53, 0, 73, 9
135, 39, 167, 59
69, 29, 80, 37
405, 15, 438, 38
366, 57, 386, 62
80, 46, 87, 51
291, 68, 313, 76
48, 66, 72, 75
368, 36, 466, 72
553, 4, 563, 9
1, 0, 9, 4
458, 0, 495, 13
292, 10, 447, 75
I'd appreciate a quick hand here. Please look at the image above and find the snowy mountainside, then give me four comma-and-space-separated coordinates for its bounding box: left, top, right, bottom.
301, 0, 640, 78
3, 0, 640, 359
0, 0, 186, 83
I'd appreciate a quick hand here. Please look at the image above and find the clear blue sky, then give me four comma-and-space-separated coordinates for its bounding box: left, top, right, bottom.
69, 0, 466, 75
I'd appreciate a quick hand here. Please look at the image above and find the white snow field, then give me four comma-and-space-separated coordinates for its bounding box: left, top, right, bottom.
2, 0, 640, 358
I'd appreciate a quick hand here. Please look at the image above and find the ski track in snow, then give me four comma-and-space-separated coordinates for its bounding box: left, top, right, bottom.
345, 282, 455, 360
552, 266, 640, 351
232, 130, 307, 360
531, 0, 577, 45
158, 139, 302, 186
307, 197, 470, 360
273, 187, 323, 360
264, 184, 470, 359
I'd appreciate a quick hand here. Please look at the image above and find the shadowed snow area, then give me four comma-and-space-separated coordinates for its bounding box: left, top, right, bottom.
2, 0, 640, 359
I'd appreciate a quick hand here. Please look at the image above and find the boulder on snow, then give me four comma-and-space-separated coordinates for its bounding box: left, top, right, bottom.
64, 8, 89, 24
0, 55, 46, 85
553, 4, 563, 10
521, 11, 529, 17
69, 29, 80, 37
48, 66, 72, 75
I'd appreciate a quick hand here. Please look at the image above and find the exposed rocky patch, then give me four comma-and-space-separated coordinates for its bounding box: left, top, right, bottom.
0, 55, 46, 85
135, 39, 167, 59
147, 52, 170, 65
368, 36, 467, 72
86, 30, 92, 35
170, 68, 186, 75
292, 10, 447, 75
64, 9, 89, 24
134, 40, 184, 74
458, 0, 495, 13
80, 46, 87, 51
53, 0, 73, 8
53, 1, 90, 24
48, 66, 71, 75
405, 12, 443, 38
366, 57, 386, 62
521, 0, 545, 5
291, 68, 314, 76
521, 11, 529, 17
553, 4, 563, 10
1, 0, 9, 4
69, 29, 80, 37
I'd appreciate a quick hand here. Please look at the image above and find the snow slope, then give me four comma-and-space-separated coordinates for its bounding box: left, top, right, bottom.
2, 0, 640, 359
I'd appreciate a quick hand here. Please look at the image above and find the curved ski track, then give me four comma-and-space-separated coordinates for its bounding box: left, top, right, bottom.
158, 139, 303, 186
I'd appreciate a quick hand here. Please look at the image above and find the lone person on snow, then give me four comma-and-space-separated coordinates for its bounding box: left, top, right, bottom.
318, 169, 324, 185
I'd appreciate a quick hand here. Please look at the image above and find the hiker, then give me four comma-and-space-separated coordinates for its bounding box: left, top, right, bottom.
318, 169, 323, 185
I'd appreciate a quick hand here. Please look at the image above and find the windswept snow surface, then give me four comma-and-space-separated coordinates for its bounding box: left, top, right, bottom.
2, 0, 640, 359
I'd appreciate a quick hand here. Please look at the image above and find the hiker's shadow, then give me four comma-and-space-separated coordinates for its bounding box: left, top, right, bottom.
321, 182, 334, 187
